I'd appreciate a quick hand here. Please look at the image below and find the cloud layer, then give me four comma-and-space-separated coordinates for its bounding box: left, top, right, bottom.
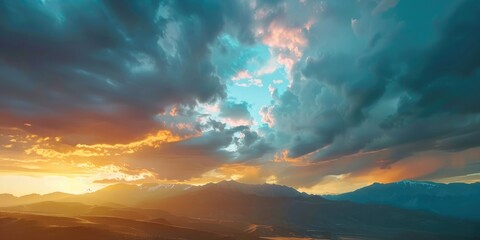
1, 0, 480, 194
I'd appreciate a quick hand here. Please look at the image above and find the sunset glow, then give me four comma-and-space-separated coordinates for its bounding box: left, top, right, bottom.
1, 0, 479, 197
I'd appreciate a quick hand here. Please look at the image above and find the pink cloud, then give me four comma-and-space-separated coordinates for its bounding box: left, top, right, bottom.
232, 70, 253, 81
260, 106, 275, 127
262, 22, 307, 59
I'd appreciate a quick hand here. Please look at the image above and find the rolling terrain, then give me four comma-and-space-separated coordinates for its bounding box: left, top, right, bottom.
0, 211, 255, 240
1, 180, 480, 239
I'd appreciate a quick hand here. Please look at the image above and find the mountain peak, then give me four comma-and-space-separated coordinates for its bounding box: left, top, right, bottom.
324, 180, 480, 220
215, 179, 242, 185
207, 180, 308, 198
393, 180, 439, 189
367, 180, 440, 189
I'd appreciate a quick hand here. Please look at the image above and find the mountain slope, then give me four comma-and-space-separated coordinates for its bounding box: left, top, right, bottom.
0, 201, 174, 220
142, 181, 480, 239
0, 211, 255, 240
324, 180, 480, 220
204, 180, 309, 198
0, 183, 194, 208
62, 181, 306, 208
2, 181, 480, 239
61, 183, 193, 206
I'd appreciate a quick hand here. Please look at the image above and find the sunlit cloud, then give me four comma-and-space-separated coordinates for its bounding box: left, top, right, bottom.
232, 70, 253, 81
0, 0, 479, 196
235, 78, 263, 88
261, 22, 307, 59
260, 21, 309, 73
25, 130, 184, 158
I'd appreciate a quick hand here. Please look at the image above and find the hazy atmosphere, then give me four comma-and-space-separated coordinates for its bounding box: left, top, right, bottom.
1, 1, 480, 239
2, 0, 480, 196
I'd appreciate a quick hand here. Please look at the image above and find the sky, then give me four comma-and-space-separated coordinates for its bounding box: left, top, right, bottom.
1, 0, 480, 196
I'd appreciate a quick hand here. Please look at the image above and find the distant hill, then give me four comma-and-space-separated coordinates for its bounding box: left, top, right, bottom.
63, 182, 193, 206
323, 180, 480, 220
0, 181, 307, 209
0, 192, 73, 207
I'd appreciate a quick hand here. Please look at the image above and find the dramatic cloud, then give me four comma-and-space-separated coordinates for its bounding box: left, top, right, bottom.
263, 0, 480, 163
219, 100, 253, 125
1, 0, 480, 195
0, 0, 254, 143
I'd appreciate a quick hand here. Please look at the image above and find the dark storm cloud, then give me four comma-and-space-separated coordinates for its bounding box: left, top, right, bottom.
125, 124, 274, 180
391, 0, 480, 118
263, 0, 480, 164
184, 124, 274, 162
219, 100, 252, 121
303, 53, 385, 125
232, 127, 275, 161
1, 0, 480, 187
369, 0, 480, 161
0, 0, 254, 143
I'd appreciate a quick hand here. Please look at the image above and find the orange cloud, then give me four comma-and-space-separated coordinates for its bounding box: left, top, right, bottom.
296, 151, 452, 194
355, 155, 446, 184
179, 164, 264, 186
25, 130, 184, 159
0, 127, 192, 183
273, 149, 318, 166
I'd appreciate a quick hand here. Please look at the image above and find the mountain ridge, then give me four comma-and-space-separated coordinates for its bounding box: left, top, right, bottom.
324, 180, 480, 220
2, 180, 480, 239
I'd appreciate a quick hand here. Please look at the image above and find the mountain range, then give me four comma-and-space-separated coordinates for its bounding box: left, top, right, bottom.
1, 180, 480, 239
323, 180, 480, 220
